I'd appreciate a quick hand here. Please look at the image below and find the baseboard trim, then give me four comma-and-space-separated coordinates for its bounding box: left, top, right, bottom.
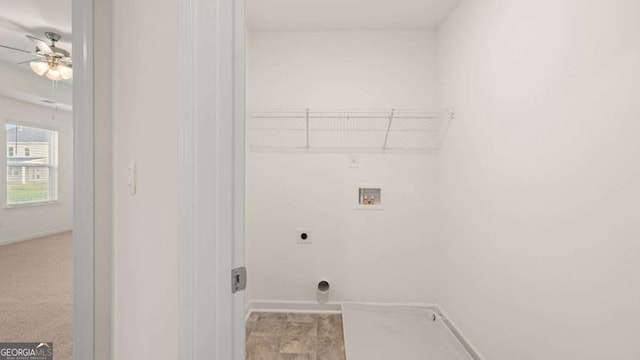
248, 300, 343, 314
0, 227, 72, 247
343, 301, 439, 309
246, 300, 484, 360
432, 305, 485, 360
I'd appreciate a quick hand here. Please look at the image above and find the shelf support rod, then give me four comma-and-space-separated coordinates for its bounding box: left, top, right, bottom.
382, 109, 395, 150
305, 108, 310, 150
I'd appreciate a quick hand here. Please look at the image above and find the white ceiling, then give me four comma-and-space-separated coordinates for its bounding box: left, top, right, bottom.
246, 0, 462, 31
0, 0, 71, 67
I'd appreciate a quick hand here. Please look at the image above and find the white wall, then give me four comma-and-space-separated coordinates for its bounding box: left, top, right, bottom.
248, 30, 438, 109
248, 153, 438, 303
0, 96, 72, 244
112, 0, 179, 357
0, 62, 72, 112
247, 30, 440, 304
436, 0, 640, 359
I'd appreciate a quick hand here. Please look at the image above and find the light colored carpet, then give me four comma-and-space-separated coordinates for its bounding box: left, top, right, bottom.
0, 232, 73, 360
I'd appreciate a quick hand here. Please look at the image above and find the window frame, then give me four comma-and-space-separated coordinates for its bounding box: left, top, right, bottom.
5, 120, 61, 208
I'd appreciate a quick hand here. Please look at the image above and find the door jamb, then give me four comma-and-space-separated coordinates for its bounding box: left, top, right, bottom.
178, 0, 246, 359
72, 0, 95, 358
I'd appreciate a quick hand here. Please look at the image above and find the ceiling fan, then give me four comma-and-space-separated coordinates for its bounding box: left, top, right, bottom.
0, 32, 72, 81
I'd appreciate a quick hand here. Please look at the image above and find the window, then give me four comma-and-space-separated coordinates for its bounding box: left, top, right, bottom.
6, 123, 59, 206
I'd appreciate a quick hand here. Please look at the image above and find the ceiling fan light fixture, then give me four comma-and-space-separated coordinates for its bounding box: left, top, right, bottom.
1, 32, 73, 81
59, 65, 73, 80
46, 68, 62, 81
30, 61, 49, 76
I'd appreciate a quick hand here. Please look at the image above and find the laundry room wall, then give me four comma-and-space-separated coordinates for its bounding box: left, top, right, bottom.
246, 30, 442, 305
436, 0, 640, 358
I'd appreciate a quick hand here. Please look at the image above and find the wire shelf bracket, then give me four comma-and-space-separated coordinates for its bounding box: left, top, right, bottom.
382, 109, 395, 150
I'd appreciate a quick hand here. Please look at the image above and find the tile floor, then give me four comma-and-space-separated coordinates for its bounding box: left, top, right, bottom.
246, 312, 346, 360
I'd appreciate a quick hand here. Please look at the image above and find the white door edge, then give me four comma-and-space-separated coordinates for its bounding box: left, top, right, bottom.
178, 0, 246, 359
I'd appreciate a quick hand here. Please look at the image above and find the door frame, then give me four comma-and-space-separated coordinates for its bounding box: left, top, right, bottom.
72, 0, 95, 359
178, 0, 246, 359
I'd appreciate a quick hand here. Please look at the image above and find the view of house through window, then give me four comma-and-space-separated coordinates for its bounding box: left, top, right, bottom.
6, 123, 58, 205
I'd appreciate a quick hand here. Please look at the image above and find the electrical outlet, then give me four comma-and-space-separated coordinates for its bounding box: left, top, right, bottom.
297, 229, 312, 244
349, 155, 360, 168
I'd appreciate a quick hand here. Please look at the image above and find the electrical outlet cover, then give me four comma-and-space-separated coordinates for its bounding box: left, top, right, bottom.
349, 155, 360, 168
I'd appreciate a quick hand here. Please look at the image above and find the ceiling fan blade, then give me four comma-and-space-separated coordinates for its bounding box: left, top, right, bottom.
26, 35, 53, 54
0, 43, 35, 55
17, 58, 45, 65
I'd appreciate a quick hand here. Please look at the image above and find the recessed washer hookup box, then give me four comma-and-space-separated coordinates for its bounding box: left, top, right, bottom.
0, 343, 53, 360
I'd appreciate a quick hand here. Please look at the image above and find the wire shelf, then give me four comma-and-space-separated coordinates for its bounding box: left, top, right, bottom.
247, 108, 454, 153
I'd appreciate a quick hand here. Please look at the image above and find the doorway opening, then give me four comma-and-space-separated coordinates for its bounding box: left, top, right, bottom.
0, 1, 99, 359
242, 1, 475, 359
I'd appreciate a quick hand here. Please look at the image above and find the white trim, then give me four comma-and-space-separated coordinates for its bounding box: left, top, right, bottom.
246, 300, 441, 314
5, 118, 63, 133
178, 0, 245, 359
72, 0, 95, 358
433, 305, 486, 360
342, 301, 439, 309
0, 227, 71, 247
231, 3, 247, 358
5, 200, 61, 209
178, 0, 196, 356
248, 300, 343, 314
